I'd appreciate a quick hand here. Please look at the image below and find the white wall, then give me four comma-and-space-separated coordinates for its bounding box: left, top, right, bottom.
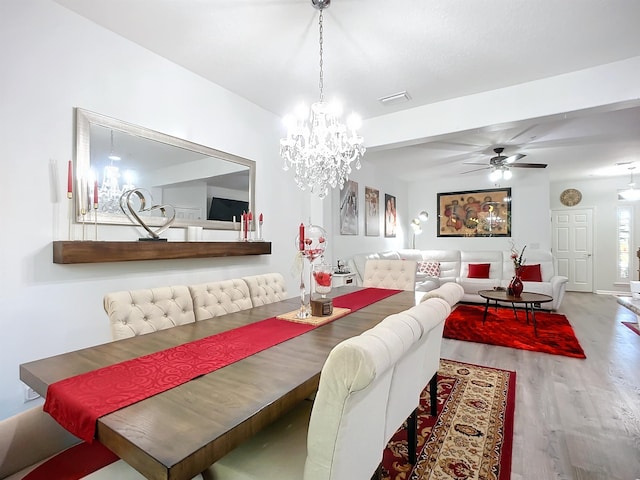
551, 177, 640, 293
324, 163, 409, 265
404, 169, 551, 252
0, 0, 323, 420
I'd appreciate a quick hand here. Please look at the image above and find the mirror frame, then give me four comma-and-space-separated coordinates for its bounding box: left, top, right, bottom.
75, 108, 255, 230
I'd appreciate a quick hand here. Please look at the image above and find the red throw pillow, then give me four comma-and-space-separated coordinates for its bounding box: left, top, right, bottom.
519, 264, 543, 282
467, 263, 491, 279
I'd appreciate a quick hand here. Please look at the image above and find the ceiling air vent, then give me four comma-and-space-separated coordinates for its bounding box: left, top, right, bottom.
378, 91, 411, 106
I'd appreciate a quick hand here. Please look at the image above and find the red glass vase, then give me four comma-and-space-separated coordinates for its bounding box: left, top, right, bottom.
509, 274, 524, 297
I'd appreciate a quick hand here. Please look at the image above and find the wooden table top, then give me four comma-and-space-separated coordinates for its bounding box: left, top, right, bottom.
19, 287, 417, 480
478, 289, 553, 304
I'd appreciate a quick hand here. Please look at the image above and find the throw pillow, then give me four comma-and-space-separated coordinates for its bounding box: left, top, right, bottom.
518, 264, 543, 282
467, 263, 491, 279
418, 261, 441, 277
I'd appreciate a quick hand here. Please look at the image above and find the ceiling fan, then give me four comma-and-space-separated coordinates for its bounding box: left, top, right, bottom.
461, 147, 547, 175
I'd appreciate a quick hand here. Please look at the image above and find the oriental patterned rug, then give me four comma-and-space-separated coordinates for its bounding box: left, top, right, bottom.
443, 304, 586, 358
382, 359, 515, 480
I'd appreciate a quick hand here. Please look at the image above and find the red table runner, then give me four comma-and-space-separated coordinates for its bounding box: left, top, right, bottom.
44, 288, 401, 442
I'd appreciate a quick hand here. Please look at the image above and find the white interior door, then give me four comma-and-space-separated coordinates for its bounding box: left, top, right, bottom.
552, 208, 593, 292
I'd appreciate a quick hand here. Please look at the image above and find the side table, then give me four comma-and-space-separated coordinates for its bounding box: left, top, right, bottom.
332, 272, 356, 287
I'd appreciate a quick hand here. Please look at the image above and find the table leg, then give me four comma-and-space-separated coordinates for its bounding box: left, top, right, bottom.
511, 302, 518, 321
483, 299, 490, 324
530, 303, 538, 336
525, 303, 530, 324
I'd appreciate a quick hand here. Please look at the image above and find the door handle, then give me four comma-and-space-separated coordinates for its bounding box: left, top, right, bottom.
585, 253, 592, 257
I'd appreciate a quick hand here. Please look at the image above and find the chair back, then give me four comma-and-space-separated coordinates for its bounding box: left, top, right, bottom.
188, 279, 253, 321
242, 273, 288, 306
404, 298, 450, 387
0, 406, 79, 479
104, 285, 195, 340
365, 312, 425, 443
419, 281, 464, 306
362, 259, 417, 291
303, 328, 404, 480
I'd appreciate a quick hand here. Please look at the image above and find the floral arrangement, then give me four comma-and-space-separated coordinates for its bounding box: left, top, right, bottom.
510, 242, 527, 272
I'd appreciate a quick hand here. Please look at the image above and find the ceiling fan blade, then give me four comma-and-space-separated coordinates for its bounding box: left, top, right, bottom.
510, 163, 548, 169
462, 162, 488, 166
460, 166, 490, 174
505, 153, 526, 163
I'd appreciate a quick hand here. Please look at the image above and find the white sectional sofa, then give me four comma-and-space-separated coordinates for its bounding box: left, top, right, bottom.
347, 248, 568, 310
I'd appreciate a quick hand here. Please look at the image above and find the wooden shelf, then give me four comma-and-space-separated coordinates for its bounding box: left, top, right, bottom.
53, 241, 272, 264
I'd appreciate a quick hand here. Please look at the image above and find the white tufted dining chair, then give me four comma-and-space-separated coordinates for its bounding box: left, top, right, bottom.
103, 286, 196, 340
241, 273, 288, 306
363, 259, 418, 291
397, 297, 450, 462
204, 321, 409, 480
362, 312, 423, 461
188, 279, 253, 321
0, 406, 204, 480
366, 298, 448, 465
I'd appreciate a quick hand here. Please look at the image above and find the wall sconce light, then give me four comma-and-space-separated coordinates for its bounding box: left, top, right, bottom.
619, 167, 640, 201
410, 210, 429, 248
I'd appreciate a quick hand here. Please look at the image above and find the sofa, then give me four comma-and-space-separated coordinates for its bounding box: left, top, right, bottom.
347, 249, 568, 311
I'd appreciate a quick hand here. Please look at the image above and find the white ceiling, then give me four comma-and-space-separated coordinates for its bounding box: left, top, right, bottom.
53, 0, 640, 183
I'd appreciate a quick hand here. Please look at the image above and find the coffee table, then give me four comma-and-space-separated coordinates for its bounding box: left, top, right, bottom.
478, 290, 553, 336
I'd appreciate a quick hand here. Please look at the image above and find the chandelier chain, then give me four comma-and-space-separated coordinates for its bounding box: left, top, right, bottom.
318, 10, 324, 102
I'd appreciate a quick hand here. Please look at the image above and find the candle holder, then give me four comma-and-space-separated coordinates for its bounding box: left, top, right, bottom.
93, 202, 98, 240
67, 193, 73, 241
294, 223, 327, 319
81, 206, 87, 241
257, 216, 264, 241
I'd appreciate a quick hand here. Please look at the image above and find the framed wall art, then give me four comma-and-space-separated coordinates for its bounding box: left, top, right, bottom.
339, 180, 359, 235
384, 193, 397, 238
437, 188, 511, 237
364, 186, 380, 236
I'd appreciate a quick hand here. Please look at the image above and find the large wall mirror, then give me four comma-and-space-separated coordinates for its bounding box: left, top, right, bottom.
75, 108, 255, 230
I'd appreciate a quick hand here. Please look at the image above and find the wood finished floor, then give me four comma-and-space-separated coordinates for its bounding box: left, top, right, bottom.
440, 292, 640, 480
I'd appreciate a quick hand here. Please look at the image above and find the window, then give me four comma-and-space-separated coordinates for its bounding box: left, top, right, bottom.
617, 206, 633, 282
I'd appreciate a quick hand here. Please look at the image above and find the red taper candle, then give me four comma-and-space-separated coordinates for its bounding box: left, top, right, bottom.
93, 180, 98, 207
299, 223, 305, 251
67, 160, 73, 198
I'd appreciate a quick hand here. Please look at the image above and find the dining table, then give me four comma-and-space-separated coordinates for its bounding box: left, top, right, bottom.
19, 286, 419, 480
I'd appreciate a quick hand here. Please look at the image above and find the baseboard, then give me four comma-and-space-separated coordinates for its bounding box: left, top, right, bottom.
595, 289, 630, 296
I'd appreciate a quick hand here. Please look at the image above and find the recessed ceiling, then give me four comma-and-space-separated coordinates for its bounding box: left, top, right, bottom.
53, 0, 640, 182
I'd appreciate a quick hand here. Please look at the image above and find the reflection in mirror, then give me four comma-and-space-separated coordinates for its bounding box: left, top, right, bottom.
75, 108, 255, 230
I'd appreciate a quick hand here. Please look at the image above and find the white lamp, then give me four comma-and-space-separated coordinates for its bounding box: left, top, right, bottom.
410, 211, 429, 248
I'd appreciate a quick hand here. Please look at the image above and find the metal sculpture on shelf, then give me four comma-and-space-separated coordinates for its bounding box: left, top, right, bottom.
119, 188, 176, 241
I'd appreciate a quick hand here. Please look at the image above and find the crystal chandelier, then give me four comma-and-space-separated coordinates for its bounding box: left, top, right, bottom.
97, 130, 136, 213
280, 0, 365, 199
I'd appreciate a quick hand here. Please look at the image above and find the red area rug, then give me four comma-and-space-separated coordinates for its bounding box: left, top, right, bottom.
623, 321, 640, 336
382, 359, 515, 480
443, 304, 586, 358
